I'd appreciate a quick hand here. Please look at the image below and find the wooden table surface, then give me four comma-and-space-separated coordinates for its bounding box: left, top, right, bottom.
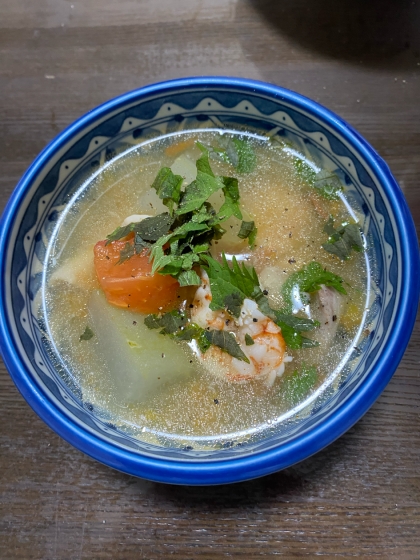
1, 1, 419, 558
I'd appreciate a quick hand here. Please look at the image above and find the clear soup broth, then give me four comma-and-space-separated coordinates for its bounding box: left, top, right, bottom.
42, 130, 369, 449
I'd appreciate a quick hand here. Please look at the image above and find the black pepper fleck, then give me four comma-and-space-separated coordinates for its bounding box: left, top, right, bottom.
253, 318, 258, 322
161, 353, 165, 358
214, 399, 219, 404
263, 289, 268, 295
332, 315, 337, 322
288, 258, 296, 264
132, 321, 137, 325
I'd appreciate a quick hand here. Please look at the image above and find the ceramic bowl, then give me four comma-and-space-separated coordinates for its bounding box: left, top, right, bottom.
0, 77, 418, 485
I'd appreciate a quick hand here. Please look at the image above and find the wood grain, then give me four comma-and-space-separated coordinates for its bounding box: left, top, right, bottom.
0, 0, 419, 557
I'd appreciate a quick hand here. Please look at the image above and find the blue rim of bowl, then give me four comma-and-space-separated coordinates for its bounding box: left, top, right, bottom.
0, 77, 419, 485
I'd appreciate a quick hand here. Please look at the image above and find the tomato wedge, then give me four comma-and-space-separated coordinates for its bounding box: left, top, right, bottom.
94, 239, 180, 314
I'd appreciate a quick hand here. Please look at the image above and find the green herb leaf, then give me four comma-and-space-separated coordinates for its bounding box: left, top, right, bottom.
204, 329, 250, 363
106, 213, 173, 245
274, 312, 320, 332
177, 148, 224, 215
245, 333, 254, 346
172, 323, 212, 353
150, 222, 210, 274
274, 311, 320, 349
322, 216, 364, 260
238, 220, 255, 240
282, 261, 347, 313
217, 177, 243, 221
177, 270, 201, 287
117, 242, 135, 264
144, 310, 187, 335
281, 364, 318, 406
202, 254, 257, 317
151, 167, 183, 214
294, 159, 342, 200
80, 325, 94, 341
231, 138, 257, 173
224, 292, 244, 318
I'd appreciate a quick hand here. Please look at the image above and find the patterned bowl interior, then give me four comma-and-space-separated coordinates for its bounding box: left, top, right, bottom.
1, 79, 406, 466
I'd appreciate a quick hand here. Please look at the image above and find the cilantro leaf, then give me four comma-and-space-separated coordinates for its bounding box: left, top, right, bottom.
144, 310, 187, 335
204, 330, 250, 363
281, 364, 318, 406
151, 167, 183, 214
79, 325, 94, 341
322, 216, 364, 260
177, 148, 224, 215
282, 262, 347, 313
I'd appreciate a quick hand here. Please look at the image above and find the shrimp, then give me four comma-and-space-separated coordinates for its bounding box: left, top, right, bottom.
191, 271, 292, 386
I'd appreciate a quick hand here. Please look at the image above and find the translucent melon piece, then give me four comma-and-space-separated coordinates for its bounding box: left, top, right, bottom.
87, 290, 194, 402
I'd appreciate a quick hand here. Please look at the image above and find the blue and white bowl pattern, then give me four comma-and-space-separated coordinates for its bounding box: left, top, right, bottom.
1, 78, 417, 483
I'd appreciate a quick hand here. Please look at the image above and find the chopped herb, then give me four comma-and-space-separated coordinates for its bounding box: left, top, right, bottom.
204, 330, 250, 363
245, 333, 255, 346
202, 254, 257, 316
202, 137, 256, 173
274, 311, 320, 349
282, 261, 347, 313
322, 216, 364, 260
217, 177, 243, 221
231, 138, 257, 173
177, 147, 224, 215
144, 310, 187, 335
281, 364, 318, 406
151, 167, 183, 214
294, 158, 342, 200
106, 213, 173, 245
117, 242, 135, 264
238, 221, 255, 240
80, 326, 94, 341
177, 269, 201, 287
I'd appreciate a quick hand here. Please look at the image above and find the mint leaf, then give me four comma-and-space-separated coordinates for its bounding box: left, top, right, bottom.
232, 138, 256, 173
238, 220, 255, 240
177, 270, 201, 287
80, 325, 94, 341
282, 262, 347, 313
172, 324, 212, 353
281, 364, 318, 406
217, 177, 243, 221
245, 333, 254, 346
151, 167, 183, 214
117, 242, 135, 264
144, 310, 187, 334
294, 158, 342, 200
274, 311, 319, 349
322, 216, 363, 260
204, 330, 250, 363
177, 148, 224, 215
150, 222, 210, 274
106, 213, 173, 245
